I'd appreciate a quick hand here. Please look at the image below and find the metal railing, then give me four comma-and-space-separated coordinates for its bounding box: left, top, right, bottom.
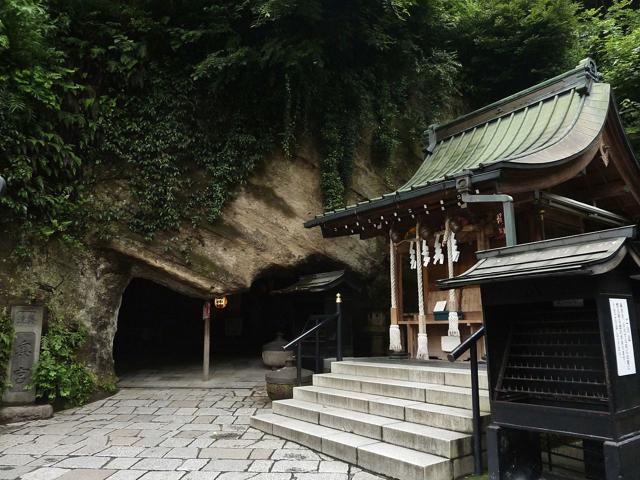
447, 325, 485, 475
283, 293, 343, 385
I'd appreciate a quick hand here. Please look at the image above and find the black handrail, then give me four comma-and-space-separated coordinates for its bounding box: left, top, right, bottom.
448, 325, 485, 475
283, 314, 338, 350
447, 326, 485, 362
283, 293, 343, 385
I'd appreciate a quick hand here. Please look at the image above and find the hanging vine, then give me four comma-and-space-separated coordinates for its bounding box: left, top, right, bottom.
0, 0, 589, 248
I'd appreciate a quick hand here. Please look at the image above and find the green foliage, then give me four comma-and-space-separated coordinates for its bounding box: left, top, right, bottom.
96, 376, 118, 395
0, 308, 14, 393
450, 0, 580, 107
0, 0, 636, 243
0, 0, 463, 238
579, 0, 640, 152
0, 0, 97, 248
32, 312, 96, 407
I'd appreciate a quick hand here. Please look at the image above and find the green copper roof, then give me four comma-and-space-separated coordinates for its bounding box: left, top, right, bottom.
306, 59, 613, 228
400, 82, 608, 191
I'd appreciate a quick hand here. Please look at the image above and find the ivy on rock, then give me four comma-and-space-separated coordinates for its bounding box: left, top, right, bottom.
0, 0, 461, 242
1, 0, 638, 247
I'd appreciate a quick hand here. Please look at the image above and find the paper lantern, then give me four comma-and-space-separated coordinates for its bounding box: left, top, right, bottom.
214, 297, 228, 309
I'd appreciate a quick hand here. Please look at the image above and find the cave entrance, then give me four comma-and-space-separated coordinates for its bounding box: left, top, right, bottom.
112, 277, 282, 384
113, 278, 203, 375
113, 267, 372, 385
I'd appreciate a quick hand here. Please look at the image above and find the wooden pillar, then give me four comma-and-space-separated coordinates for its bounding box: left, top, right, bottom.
421, 264, 429, 335
390, 239, 399, 326
477, 222, 489, 251
416, 222, 429, 360
389, 234, 403, 352
441, 219, 461, 353
397, 249, 404, 319
475, 227, 489, 360
203, 301, 211, 381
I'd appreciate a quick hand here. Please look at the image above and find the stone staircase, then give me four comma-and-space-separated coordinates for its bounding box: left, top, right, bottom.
251, 360, 490, 480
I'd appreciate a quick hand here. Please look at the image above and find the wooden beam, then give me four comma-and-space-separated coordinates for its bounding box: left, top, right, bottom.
318, 183, 495, 239
602, 120, 640, 207
573, 179, 628, 202
498, 141, 599, 194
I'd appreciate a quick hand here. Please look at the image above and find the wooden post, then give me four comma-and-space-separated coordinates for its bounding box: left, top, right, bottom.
389, 233, 403, 352
397, 246, 404, 320
416, 221, 429, 360
475, 226, 489, 360
203, 301, 211, 381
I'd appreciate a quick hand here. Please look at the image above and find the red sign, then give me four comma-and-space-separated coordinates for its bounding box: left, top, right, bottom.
202, 301, 211, 320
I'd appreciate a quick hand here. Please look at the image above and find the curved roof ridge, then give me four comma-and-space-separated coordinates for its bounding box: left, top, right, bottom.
431, 57, 600, 142
406, 81, 603, 183
400, 78, 595, 189
304, 59, 622, 228
500, 89, 587, 163
511, 92, 569, 156
507, 84, 605, 167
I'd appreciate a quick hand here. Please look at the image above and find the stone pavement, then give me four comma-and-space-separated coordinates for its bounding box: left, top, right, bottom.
116, 357, 268, 390
0, 386, 388, 480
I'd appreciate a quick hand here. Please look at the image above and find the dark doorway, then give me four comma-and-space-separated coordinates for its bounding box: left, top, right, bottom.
113, 278, 202, 375
212, 281, 289, 357
113, 269, 368, 379
113, 277, 285, 377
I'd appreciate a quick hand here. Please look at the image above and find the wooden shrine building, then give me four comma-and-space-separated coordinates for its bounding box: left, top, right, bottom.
304, 58, 640, 360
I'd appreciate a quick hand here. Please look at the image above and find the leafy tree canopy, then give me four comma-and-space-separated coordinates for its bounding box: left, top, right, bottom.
450, 0, 580, 108
0, 0, 637, 250
579, 0, 640, 151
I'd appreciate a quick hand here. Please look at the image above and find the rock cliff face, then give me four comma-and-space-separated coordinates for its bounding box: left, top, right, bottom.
104, 145, 389, 298
2, 145, 402, 376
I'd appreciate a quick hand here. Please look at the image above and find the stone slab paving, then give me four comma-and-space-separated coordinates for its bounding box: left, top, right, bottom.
116, 358, 268, 390
0, 386, 388, 480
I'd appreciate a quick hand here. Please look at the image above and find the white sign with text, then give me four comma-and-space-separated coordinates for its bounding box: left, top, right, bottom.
609, 298, 636, 376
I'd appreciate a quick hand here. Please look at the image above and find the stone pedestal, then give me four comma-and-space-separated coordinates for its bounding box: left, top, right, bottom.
0, 404, 53, 423
3, 306, 44, 404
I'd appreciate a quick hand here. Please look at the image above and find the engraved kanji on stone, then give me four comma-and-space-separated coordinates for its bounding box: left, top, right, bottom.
15, 340, 32, 359
4, 306, 43, 403
15, 310, 36, 326
12, 366, 29, 385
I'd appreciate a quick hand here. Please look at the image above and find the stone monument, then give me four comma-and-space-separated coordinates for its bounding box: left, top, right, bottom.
3, 306, 43, 404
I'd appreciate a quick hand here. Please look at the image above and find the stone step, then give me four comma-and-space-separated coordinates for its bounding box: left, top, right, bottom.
312, 373, 491, 412
382, 421, 472, 459
359, 442, 453, 480
331, 360, 489, 390
294, 385, 417, 420
250, 410, 335, 452
294, 385, 490, 433
273, 399, 397, 440
273, 398, 472, 458
250, 412, 453, 480
404, 400, 491, 434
